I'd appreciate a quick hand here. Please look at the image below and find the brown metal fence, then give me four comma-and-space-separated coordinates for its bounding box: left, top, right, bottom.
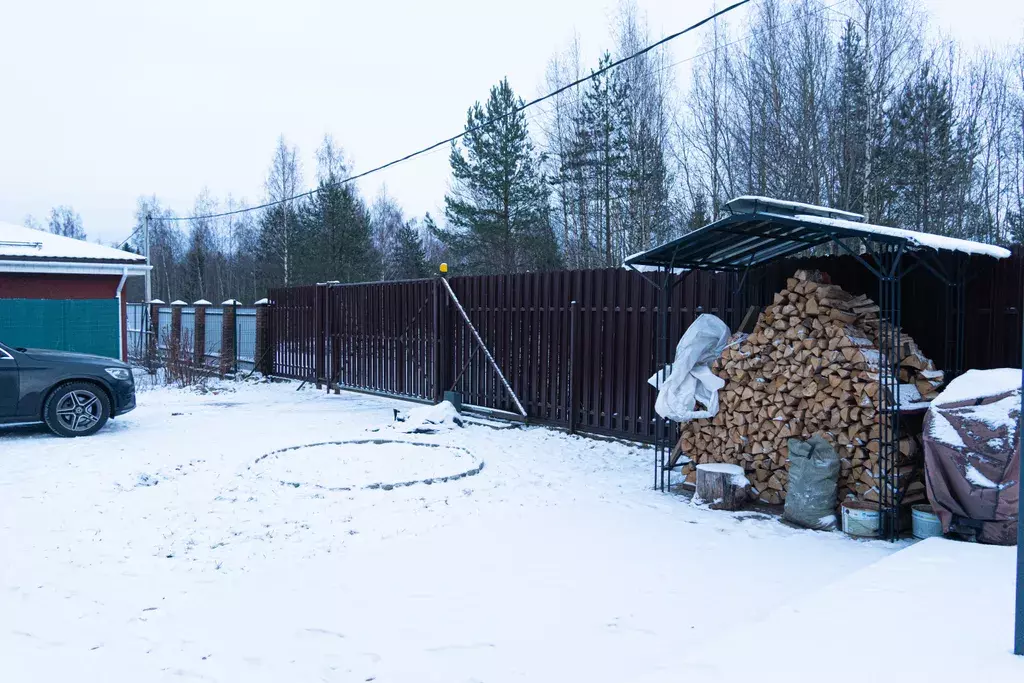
266, 247, 1024, 443
269, 267, 746, 441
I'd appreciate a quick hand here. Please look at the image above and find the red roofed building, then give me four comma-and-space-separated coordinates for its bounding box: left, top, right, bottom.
0, 221, 150, 360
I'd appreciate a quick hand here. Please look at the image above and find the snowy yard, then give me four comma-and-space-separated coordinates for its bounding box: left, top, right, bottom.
0, 378, 1015, 682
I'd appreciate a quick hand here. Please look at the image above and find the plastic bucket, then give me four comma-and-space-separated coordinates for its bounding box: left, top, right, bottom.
841, 501, 880, 537
911, 504, 942, 539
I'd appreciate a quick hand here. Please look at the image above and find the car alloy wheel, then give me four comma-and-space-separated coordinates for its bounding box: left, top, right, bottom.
55, 389, 103, 433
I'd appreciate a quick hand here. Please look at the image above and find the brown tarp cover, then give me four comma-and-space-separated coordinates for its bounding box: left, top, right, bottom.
923, 388, 1020, 545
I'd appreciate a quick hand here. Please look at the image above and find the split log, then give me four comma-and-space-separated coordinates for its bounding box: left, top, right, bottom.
677, 268, 939, 508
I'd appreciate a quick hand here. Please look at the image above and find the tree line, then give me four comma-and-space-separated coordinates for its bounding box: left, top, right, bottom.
34, 0, 1024, 303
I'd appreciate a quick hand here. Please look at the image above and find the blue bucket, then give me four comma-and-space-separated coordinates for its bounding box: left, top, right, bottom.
911, 504, 942, 539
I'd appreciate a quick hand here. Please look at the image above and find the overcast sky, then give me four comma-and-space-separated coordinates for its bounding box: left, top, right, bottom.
1, 0, 1022, 246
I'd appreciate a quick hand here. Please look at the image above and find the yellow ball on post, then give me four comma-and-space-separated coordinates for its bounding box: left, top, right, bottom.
439, 263, 448, 274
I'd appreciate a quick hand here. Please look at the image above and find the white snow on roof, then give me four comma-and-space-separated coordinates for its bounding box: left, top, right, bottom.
193, 299, 212, 306
775, 212, 1011, 259
726, 196, 866, 222
932, 368, 1021, 406
0, 221, 145, 262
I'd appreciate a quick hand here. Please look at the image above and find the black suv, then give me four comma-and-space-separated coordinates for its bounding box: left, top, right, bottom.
0, 341, 136, 437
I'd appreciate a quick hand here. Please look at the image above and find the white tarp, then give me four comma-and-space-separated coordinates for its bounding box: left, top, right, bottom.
648, 314, 731, 422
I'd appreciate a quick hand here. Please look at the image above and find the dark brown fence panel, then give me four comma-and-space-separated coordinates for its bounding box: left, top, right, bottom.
323, 279, 436, 401
268, 285, 318, 380
266, 247, 1024, 444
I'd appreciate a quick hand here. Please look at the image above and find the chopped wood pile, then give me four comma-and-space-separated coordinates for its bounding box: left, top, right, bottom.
672, 269, 943, 507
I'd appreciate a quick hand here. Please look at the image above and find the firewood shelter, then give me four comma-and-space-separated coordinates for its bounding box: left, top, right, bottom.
624, 196, 1011, 541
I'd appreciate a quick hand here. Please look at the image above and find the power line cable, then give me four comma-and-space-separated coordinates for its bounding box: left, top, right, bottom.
156, 0, 752, 224
658, 0, 850, 74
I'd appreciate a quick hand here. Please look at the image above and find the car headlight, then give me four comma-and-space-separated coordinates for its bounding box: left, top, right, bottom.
105, 367, 131, 381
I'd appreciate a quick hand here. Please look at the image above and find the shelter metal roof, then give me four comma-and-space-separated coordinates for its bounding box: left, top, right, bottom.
624, 196, 1010, 272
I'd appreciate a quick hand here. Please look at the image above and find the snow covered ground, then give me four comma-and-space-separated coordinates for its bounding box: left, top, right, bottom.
0, 378, 1011, 681
665, 537, 1024, 683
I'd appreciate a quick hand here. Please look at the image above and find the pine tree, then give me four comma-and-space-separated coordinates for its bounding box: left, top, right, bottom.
441, 78, 561, 274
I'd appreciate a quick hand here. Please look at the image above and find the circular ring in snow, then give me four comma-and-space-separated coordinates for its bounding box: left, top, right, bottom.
249, 439, 483, 492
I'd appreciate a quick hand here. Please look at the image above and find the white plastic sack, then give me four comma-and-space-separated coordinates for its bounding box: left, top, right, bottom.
648, 314, 731, 422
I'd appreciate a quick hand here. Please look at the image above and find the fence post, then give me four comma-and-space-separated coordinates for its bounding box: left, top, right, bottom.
146, 299, 164, 373
433, 278, 441, 402
220, 299, 239, 378
170, 300, 185, 361
255, 298, 273, 376
436, 277, 451, 402
569, 299, 578, 434
192, 300, 211, 367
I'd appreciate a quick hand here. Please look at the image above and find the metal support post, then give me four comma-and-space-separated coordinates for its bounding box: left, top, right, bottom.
1015, 306, 1024, 655
874, 242, 904, 541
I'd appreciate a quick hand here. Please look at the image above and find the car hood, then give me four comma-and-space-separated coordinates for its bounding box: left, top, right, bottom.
21, 348, 127, 367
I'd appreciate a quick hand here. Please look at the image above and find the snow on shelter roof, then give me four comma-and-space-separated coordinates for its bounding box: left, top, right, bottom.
0, 221, 145, 263
624, 197, 1011, 271
725, 196, 867, 222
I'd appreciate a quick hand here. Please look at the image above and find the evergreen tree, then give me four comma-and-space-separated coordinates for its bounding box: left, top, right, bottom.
441, 78, 561, 274
297, 180, 381, 284
387, 219, 429, 279
830, 20, 869, 213
687, 192, 710, 231
883, 60, 976, 235
570, 52, 630, 266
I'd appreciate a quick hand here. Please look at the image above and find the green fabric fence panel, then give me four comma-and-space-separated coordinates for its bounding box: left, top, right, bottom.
0, 299, 121, 359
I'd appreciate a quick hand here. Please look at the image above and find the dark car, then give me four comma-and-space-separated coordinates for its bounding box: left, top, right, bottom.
0, 341, 136, 437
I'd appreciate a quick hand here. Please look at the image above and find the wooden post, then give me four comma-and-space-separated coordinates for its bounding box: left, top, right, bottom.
1015, 317, 1024, 655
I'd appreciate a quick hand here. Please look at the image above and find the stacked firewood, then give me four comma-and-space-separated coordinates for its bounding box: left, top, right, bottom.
673, 270, 942, 506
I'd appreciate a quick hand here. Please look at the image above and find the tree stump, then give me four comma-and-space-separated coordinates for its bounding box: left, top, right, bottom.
695, 463, 751, 511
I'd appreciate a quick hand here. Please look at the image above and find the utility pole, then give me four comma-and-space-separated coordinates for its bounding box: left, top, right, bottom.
144, 212, 152, 304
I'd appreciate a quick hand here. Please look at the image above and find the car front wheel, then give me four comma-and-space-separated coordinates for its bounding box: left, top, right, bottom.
44, 382, 111, 438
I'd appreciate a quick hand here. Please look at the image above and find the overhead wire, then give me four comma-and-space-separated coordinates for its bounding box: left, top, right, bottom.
147, 0, 752, 226
657, 0, 851, 75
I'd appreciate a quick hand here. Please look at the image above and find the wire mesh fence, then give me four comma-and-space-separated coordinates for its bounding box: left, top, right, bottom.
126, 302, 257, 372
205, 308, 223, 362
236, 308, 257, 371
